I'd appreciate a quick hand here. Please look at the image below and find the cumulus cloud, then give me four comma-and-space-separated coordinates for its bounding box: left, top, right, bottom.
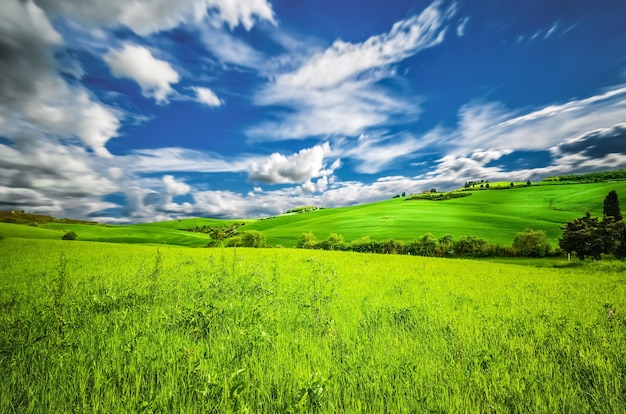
248, 143, 339, 184
163, 174, 191, 196
34, 0, 275, 35
105, 44, 180, 103
248, 0, 455, 141
193, 86, 223, 107
0, 0, 121, 157
0, 137, 119, 217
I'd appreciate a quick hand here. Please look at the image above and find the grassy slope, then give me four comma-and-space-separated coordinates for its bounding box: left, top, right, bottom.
0, 222, 64, 240
39, 222, 211, 247
244, 182, 626, 247
36, 218, 254, 247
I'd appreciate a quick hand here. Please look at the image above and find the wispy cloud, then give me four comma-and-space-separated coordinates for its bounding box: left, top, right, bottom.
248, 0, 456, 141
456, 17, 469, 37
437, 86, 626, 155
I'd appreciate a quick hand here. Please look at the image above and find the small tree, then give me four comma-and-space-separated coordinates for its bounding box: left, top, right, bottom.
240, 231, 266, 248
62, 231, 77, 240
485, 183, 490, 189
430, 188, 437, 193
320, 233, 345, 251
526, 180, 531, 186
512, 229, 551, 257
297, 232, 319, 249
419, 233, 439, 256
509, 182, 514, 188
603, 190, 622, 221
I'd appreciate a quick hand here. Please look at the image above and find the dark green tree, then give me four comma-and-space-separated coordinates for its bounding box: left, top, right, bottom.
62, 231, 77, 240
559, 213, 619, 260
603, 190, 622, 221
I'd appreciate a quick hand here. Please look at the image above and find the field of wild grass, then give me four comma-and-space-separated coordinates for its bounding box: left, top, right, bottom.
1, 238, 626, 412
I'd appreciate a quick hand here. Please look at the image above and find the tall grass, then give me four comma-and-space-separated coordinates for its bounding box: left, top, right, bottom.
1, 238, 625, 412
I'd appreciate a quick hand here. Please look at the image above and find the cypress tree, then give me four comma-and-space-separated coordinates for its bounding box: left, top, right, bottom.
603, 190, 622, 221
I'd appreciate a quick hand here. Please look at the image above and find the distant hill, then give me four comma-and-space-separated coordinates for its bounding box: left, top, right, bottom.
242, 181, 626, 247
2, 180, 626, 248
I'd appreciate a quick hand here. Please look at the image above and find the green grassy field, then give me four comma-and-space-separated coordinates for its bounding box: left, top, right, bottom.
244, 182, 626, 247
1, 238, 625, 412
2, 182, 624, 248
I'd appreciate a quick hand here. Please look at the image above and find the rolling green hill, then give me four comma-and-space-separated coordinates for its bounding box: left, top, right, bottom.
242, 182, 626, 247
2, 181, 625, 247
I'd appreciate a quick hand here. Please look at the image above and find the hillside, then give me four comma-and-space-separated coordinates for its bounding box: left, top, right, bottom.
1, 181, 625, 247
243, 182, 626, 247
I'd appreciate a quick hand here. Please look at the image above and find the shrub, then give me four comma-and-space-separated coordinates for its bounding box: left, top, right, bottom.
225, 236, 243, 247
62, 231, 77, 240
320, 233, 345, 251
419, 233, 439, 256
297, 232, 319, 249
454, 235, 491, 257
512, 229, 552, 257
240, 231, 266, 248
349, 236, 377, 253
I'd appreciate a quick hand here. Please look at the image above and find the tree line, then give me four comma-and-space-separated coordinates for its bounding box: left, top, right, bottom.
296, 230, 556, 258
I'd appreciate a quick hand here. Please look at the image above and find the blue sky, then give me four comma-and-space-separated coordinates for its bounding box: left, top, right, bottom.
2, 0, 626, 222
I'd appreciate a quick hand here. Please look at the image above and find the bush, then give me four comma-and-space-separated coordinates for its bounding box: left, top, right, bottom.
419, 233, 439, 256
320, 233, 345, 251
62, 231, 77, 240
512, 229, 552, 257
225, 236, 243, 247
349, 236, 377, 253
297, 232, 319, 249
454, 235, 491, 257
240, 231, 266, 248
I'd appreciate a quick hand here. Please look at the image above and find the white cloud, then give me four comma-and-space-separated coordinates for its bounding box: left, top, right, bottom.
199, 0, 276, 30
126, 147, 254, 173
0, 0, 121, 157
440, 86, 626, 155
337, 132, 440, 174
249, 0, 455, 141
163, 175, 191, 196
544, 22, 559, 39
35, 0, 275, 35
193, 86, 223, 107
105, 44, 180, 103
456, 17, 469, 37
275, 2, 452, 90
0, 138, 120, 218
198, 25, 267, 70
248, 143, 339, 184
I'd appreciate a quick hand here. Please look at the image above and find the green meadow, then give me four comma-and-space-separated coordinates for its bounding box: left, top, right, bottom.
1, 238, 625, 412
243, 182, 626, 247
